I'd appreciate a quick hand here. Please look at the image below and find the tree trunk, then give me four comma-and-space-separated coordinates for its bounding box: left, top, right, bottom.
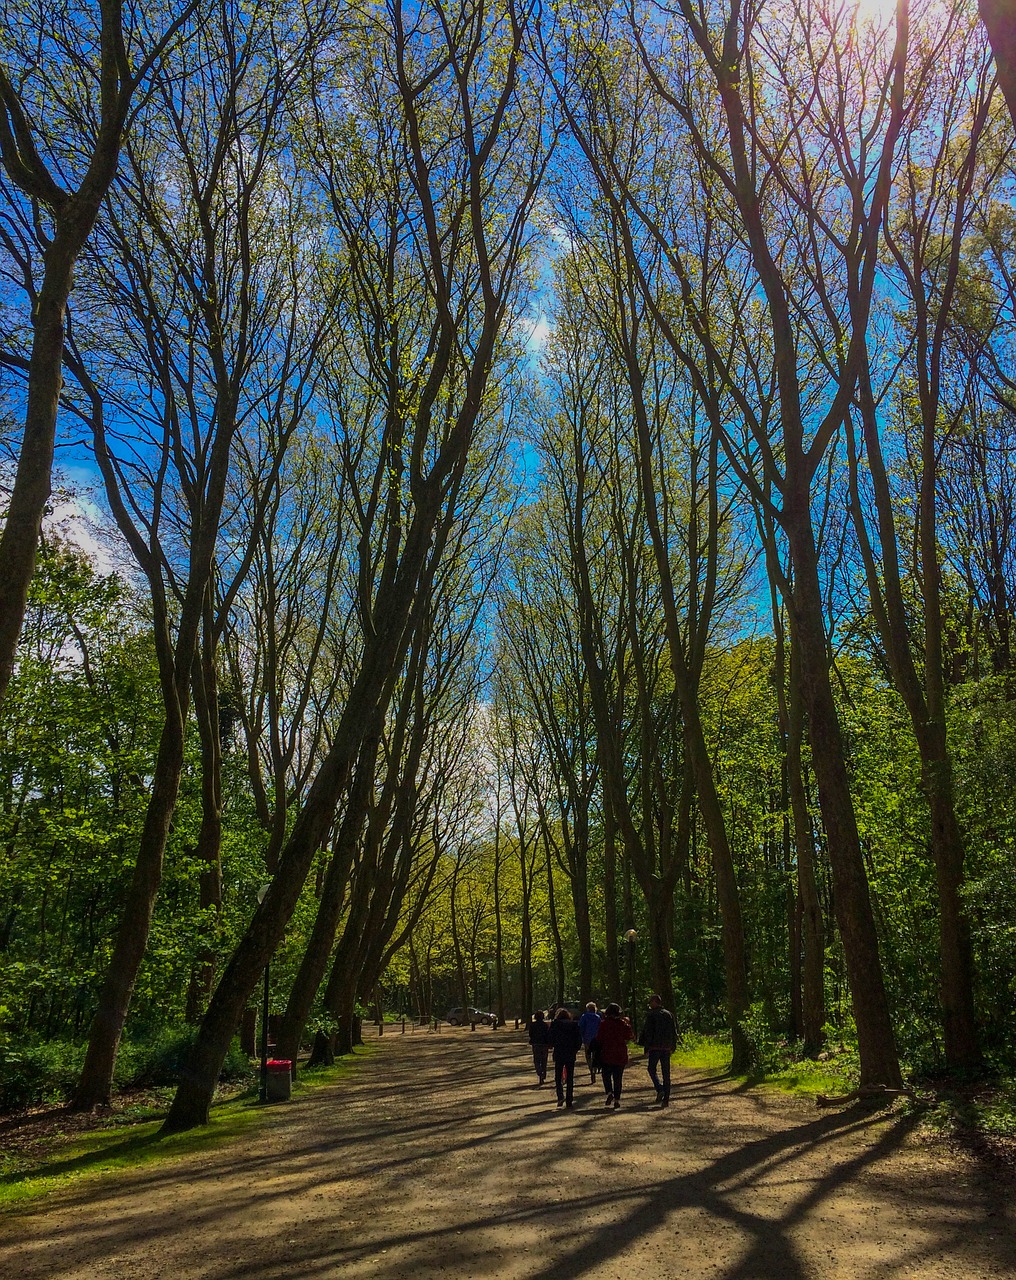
787, 505, 902, 1089
275, 743, 376, 1066
788, 645, 826, 1059
603, 798, 621, 1003
493, 819, 506, 1024
186, 622, 223, 1023
0, 254, 70, 706
923, 745, 980, 1068
572, 836, 594, 1002
980, 0, 1016, 131
161, 742, 355, 1131
72, 711, 185, 1107
545, 838, 566, 1004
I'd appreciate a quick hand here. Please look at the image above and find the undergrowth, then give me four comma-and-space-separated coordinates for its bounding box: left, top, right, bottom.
0, 1027, 252, 1113
0, 1050, 369, 1211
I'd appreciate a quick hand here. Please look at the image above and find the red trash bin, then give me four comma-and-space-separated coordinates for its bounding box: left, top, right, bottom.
266, 1058, 292, 1102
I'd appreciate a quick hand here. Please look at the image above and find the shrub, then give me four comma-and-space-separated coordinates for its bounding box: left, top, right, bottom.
738, 1002, 785, 1077
0, 1038, 86, 1111
127, 1026, 252, 1087
0, 1028, 252, 1113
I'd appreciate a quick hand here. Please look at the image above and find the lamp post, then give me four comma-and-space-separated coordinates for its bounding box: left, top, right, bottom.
257, 884, 271, 1102
624, 928, 637, 1018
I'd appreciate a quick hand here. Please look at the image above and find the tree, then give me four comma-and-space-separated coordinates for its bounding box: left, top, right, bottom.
162, 0, 551, 1132
590, 0, 915, 1088
0, 0, 197, 707
65, 0, 333, 1105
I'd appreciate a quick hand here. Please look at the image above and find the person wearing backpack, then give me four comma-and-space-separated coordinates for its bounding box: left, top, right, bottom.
638, 993, 678, 1106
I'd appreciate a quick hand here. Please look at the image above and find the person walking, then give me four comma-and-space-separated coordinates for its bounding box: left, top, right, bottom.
592, 1002, 634, 1109
638, 992, 678, 1106
528, 1010, 552, 1085
578, 1001, 602, 1082
546, 1007, 584, 1107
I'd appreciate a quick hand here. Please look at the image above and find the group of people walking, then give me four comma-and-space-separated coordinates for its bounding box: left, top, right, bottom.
527, 995, 677, 1110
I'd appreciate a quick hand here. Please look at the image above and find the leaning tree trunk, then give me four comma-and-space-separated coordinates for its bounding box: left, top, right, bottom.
275, 743, 376, 1066
788, 643, 826, 1059
786, 499, 902, 1089
72, 711, 185, 1107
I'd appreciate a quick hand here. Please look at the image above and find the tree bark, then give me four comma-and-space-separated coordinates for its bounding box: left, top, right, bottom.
72, 710, 185, 1106
787, 504, 902, 1088
275, 744, 375, 1067
980, 0, 1016, 131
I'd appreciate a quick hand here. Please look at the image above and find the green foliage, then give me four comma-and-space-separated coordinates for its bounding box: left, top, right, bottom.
0, 541, 165, 1043
0, 1028, 251, 1112
671, 1032, 732, 1072
920, 1079, 1016, 1141
738, 1002, 785, 1077
0, 1038, 87, 1111
949, 677, 1016, 1065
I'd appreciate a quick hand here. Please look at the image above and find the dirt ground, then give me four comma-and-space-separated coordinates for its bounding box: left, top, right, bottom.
2, 1027, 1014, 1279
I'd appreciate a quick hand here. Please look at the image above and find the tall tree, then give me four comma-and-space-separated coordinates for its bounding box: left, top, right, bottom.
67, 0, 332, 1105
162, 0, 551, 1131
0, 0, 197, 707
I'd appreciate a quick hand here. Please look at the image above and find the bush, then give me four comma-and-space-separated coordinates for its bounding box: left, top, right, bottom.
0, 1038, 86, 1111
123, 1026, 253, 1088
0, 1028, 252, 1113
738, 1003, 786, 1077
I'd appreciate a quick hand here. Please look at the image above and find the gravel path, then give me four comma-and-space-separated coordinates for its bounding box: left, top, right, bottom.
2, 1027, 1014, 1279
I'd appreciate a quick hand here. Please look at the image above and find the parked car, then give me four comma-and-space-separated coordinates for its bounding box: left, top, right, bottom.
444, 1006, 496, 1026
548, 1001, 584, 1018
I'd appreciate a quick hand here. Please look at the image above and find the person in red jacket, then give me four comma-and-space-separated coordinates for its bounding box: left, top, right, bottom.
592, 1002, 634, 1109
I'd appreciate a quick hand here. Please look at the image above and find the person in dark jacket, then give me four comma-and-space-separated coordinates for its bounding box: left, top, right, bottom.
528, 1010, 552, 1084
638, 993, 678, 1105
546, 1007, 584, 1107
592, 1002, 634, 1108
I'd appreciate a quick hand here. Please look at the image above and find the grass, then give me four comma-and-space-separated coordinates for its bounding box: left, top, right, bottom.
0, 1049, 370, 1212
672, 1032, 1016, 1162
670, 1033, 859, 1097
917, 1076, 1016, 1141
671, 1034, 733, 1072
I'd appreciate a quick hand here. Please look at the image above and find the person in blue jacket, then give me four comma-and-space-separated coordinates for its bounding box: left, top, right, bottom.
546, 1008, 584, 1107
577, 1002, 602, 1082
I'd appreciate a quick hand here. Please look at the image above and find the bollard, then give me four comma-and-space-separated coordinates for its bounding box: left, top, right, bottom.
470, 1020, 476, 1031
401, 1018, 406, 1034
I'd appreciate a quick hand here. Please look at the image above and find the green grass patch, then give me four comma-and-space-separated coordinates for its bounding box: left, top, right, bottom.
671, 1033, 734, 1072
761, 1055, 858, 1097
917, 1076, 1016, 1141
0, 1049, 370, 1213
670, 1033, 858, 1097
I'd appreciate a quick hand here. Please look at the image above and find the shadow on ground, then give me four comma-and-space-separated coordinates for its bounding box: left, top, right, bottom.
2, 1030, 1012, 1280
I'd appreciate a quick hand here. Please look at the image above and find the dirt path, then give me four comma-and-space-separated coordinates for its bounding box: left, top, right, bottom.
2, 1028, 1014, 1279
